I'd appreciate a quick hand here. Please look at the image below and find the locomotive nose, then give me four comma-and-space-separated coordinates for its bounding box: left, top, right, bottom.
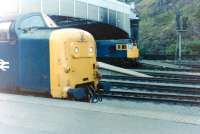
49, 29, 98, 99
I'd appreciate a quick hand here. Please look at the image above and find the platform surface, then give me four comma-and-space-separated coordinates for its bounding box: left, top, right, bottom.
0, 93, 200, 134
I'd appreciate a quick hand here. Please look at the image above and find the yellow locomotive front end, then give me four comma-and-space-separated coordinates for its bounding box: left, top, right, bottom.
49, 28, 99, 100
115, 42, 140, 66
127, 43, 140, 59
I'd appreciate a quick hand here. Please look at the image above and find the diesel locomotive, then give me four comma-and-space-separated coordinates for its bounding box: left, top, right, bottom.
96, 39, 139, 67
0, 13, 100, 101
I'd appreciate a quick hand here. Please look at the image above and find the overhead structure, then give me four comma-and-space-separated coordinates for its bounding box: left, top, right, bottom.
1, 0, 138, 34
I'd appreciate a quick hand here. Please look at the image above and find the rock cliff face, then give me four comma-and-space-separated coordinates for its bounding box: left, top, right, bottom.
134, 0, 200, 55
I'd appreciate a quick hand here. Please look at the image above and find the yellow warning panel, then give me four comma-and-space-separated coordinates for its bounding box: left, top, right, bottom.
49, 29, 98, 98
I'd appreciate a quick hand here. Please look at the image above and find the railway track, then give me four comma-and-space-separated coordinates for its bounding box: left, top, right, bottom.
99, 90, 200, 105
130, 69, 200, 80
99, 76, 200, 105
137, 62, 200, 72
102, 75, 200, 85
173, 62, 200, 69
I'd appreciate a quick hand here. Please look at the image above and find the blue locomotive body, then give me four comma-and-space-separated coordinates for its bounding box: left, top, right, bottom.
18, 31, 51, 92
0, 43, 18, 90
96, 39, 139, 67
96, 39, 131, 58
0, 13, 53, 92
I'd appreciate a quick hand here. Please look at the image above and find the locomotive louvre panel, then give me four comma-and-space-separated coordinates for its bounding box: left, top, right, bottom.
60, 0, 74, 17
88, 4, 98, 21
75, 1, 87, 19
21, 0, 41, 13
99, 7, 108, 23
43, 0, 59, 15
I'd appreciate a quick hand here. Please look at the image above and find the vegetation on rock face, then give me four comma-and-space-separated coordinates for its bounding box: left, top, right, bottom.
134, 0, 200, 56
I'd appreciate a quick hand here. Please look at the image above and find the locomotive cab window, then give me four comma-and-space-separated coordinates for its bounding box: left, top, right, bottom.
0, 22, 12, 42
20, 15, 46, 29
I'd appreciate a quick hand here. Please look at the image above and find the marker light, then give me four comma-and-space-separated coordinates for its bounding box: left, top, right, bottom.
89, 47, 94, 53
74, 47, 79, 53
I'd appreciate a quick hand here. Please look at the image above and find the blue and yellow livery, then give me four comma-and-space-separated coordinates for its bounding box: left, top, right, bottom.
0, 13, 99, 100
96, 39, 139, 67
